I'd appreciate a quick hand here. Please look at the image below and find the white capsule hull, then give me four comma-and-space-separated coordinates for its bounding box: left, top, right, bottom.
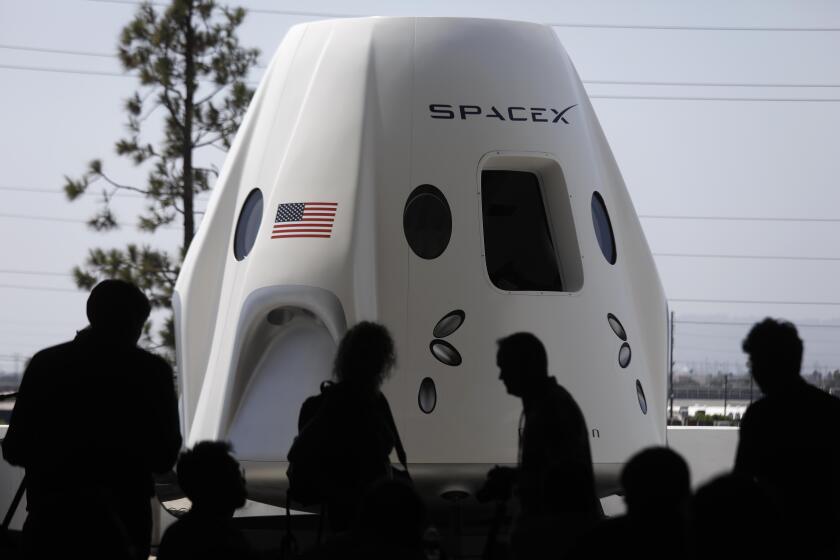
174, 17, 668, 507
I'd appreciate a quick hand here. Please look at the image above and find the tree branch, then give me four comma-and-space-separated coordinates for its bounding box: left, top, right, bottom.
195, 83, 228, 105
98, 171, 150, 196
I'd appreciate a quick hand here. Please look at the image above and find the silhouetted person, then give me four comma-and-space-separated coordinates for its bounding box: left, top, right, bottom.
481, 332, 599, 559
302, 479, 427, 560
157, 441, 256, 560
288, 321, 406, 532
568, 447, 691, 560
2, 279, 182, 560
735, 318, 840, 558
690, 473, 782, 559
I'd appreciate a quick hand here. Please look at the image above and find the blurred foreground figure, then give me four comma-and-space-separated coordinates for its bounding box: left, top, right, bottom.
736, 318, 840, 558
2, 279, 182, 560
568, 447, 691, 559
691, 473, 782, 558
301, 479, 427, 560
158, 441, 256, 560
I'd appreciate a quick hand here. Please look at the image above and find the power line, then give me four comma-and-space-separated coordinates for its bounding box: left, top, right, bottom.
0, 212, 180, 229
676, 345, 748, 353
0, 44, 269, 70
0, 186, 70, 194
0, 331, 75, 338
678, 330, 840, 344
654, 253, 840, 262
6, 62, 840, 103
586, 79, 840, 88
87, 0, 362, 17
0, 44, 114, 59
83, 1, 840, 32
5, 58, 840, 103
0, 185, 145, 198
0, 63, 259, 82
0, 318, 80, 326
549, 22, 840, 32
0, 213, 89, 224
0, 185, 211, 200
8, 45, 840, 89
0, 284, 80, 293
0, 323, 78, 332
591, 94, 840, 102
0, 63, 134, 78
671, 298, 840, 306
0, 269, 72, 277
640, 214, 840, 223
676, 320, 840, 328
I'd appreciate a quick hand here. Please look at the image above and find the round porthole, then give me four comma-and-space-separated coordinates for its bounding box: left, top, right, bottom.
591, 191, 616, 265
636, 380, 648, 415
618, 343, 632, 368
418, 377, 437, 414
404, 185, 452, 259
233, 189, 264, 261
433, 310, 465, 338
607, 313, 627, 341
430, 340, 462, 366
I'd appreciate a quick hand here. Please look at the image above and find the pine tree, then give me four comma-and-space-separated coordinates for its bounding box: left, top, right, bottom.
64, 0, 258, 354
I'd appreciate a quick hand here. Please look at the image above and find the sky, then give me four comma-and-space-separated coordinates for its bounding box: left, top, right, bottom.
1, 0, 840, 376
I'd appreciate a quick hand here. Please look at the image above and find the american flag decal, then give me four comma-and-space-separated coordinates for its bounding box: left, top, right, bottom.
271, 202, 337, 239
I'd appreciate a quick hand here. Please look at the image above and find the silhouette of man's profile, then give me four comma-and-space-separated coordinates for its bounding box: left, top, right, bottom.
157, 441, 256, 560
735, 317, 840, 558
482, 332, 599, 560
2, 279, 182, 560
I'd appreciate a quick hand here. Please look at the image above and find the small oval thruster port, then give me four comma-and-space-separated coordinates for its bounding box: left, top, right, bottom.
418, 377, 437, 414
430, 340, 462, 366
433, 310, 465, 338
618, 343, 632, 368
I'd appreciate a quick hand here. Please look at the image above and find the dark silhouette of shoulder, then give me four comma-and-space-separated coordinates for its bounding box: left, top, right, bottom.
736, 378, 840, 476
158, 513, 256, 560
3, 329, 181, 496
158, 441, 255, 560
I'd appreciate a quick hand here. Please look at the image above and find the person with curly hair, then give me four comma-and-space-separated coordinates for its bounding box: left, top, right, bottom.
289, 321, 407, 532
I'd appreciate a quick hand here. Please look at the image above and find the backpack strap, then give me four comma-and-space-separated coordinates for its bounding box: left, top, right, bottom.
382, 395, 408, 470
2, 476, 25, 531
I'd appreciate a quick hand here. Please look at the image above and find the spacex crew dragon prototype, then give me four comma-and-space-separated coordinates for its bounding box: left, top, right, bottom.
174, 17, 669, 507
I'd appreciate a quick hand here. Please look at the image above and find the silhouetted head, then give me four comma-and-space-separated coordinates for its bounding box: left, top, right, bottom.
86, 279, 151, 344
356, 479, 427, 547
177, 441, 246, 517
742, 318, 803, 395
621, 447, 690, 517
333, 321, 396, 393
496, 332, 548, 397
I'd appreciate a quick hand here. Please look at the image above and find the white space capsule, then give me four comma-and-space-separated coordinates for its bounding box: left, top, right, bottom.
174, 17, 668, 507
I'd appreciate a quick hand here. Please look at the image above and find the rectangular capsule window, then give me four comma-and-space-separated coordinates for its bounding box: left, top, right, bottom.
481, 170, 565, 291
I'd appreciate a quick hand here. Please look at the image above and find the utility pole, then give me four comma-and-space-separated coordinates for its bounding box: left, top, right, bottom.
669, 310, 675, 422
723, 374, 729, 417
750, 373, 754, 404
